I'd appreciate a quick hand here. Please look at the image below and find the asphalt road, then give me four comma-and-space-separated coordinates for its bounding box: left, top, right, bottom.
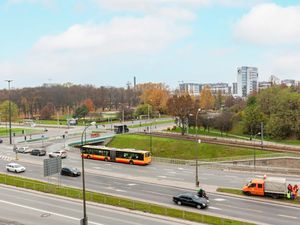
0, 126, 300, 225
0, 156, 299, 225
0, 185, 198, 225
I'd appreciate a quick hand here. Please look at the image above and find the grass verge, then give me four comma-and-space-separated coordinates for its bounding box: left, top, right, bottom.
108, 134, 274, 161
217, 188, 300, 205
0, 173, 255, 225
128, 119, 174, 128
0, 128, 40, 137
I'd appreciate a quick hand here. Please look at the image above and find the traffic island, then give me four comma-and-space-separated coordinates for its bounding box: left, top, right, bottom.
0, 173, 256, 225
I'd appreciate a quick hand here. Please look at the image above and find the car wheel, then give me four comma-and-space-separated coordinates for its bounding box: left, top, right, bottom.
196, 204, 201, 209
177, 201, 182, 205
7, 168, 9, 172
15, 170, 17, 173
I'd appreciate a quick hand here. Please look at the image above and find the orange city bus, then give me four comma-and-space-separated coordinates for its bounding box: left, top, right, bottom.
81, 145, 152, 165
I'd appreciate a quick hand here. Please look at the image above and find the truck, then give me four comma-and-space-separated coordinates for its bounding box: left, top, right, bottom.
242, 177, 287, 198
114, 125, 129, 134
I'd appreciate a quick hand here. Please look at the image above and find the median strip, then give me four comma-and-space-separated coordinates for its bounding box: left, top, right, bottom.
0, 173, 256, 225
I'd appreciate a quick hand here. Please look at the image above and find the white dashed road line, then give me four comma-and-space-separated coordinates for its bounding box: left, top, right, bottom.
278, 214, 297, 219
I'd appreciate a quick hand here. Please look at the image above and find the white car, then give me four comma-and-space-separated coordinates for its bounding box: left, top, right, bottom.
15, 146, 30, 153
49, 150, 67, 158
6, 163, 26, 173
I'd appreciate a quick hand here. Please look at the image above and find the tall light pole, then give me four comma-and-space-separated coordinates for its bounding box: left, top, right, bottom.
80, 121, 96, 225
195, 108, 201, 187
5, 80, 13, 145
253, 132, 261, 169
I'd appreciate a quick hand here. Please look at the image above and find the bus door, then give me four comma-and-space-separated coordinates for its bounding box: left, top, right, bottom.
110, 150, 116, 161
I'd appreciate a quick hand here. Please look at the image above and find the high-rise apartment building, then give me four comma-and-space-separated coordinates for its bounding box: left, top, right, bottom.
237, 66, 258, 97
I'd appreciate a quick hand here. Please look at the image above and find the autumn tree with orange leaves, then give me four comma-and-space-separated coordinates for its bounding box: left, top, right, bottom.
199, 86, 215, 110
137, 83, 170, 114
167, 94, 194, 135
82, 98, 95, 112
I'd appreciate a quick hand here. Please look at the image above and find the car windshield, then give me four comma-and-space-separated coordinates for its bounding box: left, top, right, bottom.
12, 164, 21, 168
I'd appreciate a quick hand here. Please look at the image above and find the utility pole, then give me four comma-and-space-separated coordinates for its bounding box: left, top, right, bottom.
260, 122, 264, 149
5, 80, 13, 145
195, 108, 201, 187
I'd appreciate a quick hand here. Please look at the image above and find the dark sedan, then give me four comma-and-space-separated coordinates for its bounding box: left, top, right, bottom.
30, 149, 46, 156
173, 193, 209, 209
61, 167, 81, 177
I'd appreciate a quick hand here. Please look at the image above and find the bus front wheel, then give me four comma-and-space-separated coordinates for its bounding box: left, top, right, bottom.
129, 160, 134, 165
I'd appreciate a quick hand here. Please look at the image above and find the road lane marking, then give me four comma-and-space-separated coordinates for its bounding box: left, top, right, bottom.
216, 203, 263, 213
278, 214, 297, 219
208, 206, 222, 211
213, 198, 226, 202
127, 183, 137, 186
116, 189, 127, 193
158, 176, 167, 178
0, 199, 104, 225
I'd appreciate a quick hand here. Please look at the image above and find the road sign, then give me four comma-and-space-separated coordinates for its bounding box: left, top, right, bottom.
43, 157, 62, 177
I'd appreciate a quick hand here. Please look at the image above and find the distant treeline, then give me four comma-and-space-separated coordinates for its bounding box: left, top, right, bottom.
0, 84, 139, 117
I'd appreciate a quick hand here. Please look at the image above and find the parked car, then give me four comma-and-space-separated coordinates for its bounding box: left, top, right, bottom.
6, 163, 26, 173
49, 150, 67, 158
60, 167, 81, 177
0, 138, 3, 143
31, 149, 46, 156
173, 193, 209, 209
15, 146, 30, 153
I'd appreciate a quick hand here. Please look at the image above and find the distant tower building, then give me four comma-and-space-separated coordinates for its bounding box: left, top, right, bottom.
232, 82, 238, 95
237, 66, 258, 97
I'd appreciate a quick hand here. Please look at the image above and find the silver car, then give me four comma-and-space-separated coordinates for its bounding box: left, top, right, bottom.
49, 150, 67, 158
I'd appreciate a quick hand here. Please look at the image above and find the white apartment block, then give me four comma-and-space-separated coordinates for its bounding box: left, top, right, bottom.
179, 83, 201, 96
237, 66, 258, 97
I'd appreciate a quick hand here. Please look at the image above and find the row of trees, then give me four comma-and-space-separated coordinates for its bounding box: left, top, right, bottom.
0, 82, 220, 122
243, 87, 300, 139
166, 85, 300, 140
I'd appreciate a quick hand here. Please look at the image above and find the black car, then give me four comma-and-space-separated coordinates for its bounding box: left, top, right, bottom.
173, 193, 209, 209
0, 138, 3, 143
61, 167, 81, 177
31, 149, 46, 156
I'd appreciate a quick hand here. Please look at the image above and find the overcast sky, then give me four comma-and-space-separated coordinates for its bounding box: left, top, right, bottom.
1, 0, 300, 89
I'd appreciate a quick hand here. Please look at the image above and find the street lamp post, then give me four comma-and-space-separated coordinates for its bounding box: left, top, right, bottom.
80, 121, 96, 225
5, 80, 13, 145
195, 108, 201, 187
253, 132, 261, 169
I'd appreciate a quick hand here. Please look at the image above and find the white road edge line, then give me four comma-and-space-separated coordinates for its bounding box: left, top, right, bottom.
278, 214, 297, 219
0, 199, 104, 225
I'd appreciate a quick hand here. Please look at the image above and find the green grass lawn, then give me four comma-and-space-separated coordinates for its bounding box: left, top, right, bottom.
128, 119, 175, 128
169, 127, 250, 140
0, 128, 39, 137
107, 134, 273, 161
169, 127, 300, 146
